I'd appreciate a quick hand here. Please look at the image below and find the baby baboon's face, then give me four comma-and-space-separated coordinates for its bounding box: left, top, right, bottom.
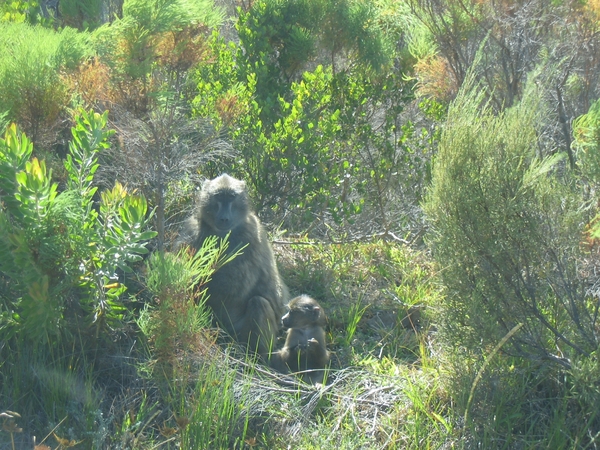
281, 299, 322, 329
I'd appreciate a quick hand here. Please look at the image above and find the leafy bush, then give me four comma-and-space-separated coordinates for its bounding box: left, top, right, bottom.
573, 98, 600, 235
137, 242, 251, 449
193, 31, 432, 236
233, 66, 355, 221
424, 73, 600, 447
93, 0, 224, 114
58, 0, 103, 30
140, 239, 241, 374
573, 98, 600, 185
424, 75, 595, 367
0, 22, 92, 143
0, 109, 156, 443
0, 0, 49, 25
0, 109, 155, 343
236, 0, 391, 127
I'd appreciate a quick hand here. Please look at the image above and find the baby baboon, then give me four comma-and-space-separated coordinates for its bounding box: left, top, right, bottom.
178, 174, 289, 356
270, 295, 330, 383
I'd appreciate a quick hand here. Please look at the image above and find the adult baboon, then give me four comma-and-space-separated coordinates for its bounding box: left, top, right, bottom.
178, 174, 289, 356
270, 295, 330, 383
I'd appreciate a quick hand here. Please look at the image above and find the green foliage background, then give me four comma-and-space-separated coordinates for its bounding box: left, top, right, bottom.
0, 0, 600, 448
0, 22, 92, 142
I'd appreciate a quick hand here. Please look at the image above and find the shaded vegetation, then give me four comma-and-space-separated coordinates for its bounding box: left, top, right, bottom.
1, 0, 600, 448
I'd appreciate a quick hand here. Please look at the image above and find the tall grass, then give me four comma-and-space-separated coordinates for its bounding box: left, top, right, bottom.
178, 358, 251, 449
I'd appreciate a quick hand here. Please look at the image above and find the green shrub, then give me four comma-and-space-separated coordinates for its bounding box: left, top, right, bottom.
0, 0, 49, 25
0, 110, 156, 443
573, 98, 600, 238
236, 0, 391, 127
93, 0, 224, 114
424, 75, 594, 366
136, 242, 251, 449
193, 33, 429, 234
424, 73, 600, 446
0, 109, 156, 343
139, 240, 242, 374
573, 98, 600, 184
58, 0, 103, 30
0, 22, 92, 143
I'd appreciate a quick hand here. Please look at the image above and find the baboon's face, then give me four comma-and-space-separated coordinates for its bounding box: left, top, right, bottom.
281, 302, 321, 329
206, 190, 247, 232
201, 175, 249, 232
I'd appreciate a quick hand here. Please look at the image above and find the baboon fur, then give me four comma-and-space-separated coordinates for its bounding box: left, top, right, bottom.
270, 295, 330, 383
178, 174, 289, 356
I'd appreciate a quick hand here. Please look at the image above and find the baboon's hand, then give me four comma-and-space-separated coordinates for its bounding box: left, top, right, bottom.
295, 338, 319, 353
294, 341, 309, 351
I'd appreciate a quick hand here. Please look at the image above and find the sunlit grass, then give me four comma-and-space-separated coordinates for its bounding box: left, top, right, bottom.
4, 239, 591, 449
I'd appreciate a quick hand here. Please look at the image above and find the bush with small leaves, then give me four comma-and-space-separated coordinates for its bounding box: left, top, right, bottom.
425, 74, 596, 366
0, 22, 91, 144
